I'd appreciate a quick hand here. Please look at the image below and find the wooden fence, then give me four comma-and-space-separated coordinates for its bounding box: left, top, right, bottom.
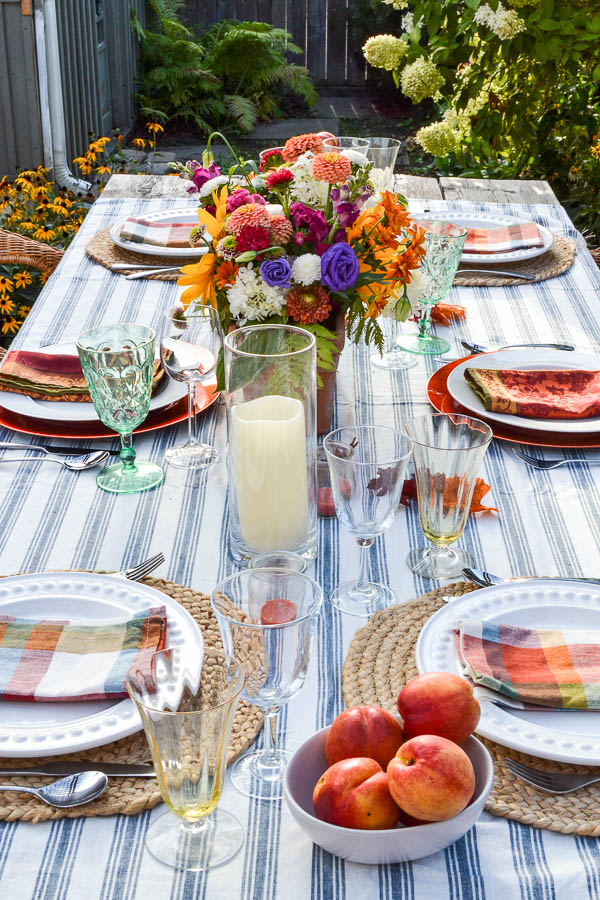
181, 0, 367, 85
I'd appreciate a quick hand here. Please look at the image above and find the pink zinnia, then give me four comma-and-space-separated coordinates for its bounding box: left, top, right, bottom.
312, 152, 352, 184
228, 203, 272, 238
236, 225, 270, 253
282, 133, 325, 163
270, 215, 293, 245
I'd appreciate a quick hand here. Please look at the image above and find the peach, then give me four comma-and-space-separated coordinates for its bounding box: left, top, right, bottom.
397, 672, 480, 745
313, 757, 401, 829
325, 705, 404, 769
387, 734, 475, 822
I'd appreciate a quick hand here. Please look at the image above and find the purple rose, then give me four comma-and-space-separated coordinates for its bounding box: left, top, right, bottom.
289, 202, 328, 242
260, 257, 291, 288
321, 243, 359, 292
192, 161, 221, 190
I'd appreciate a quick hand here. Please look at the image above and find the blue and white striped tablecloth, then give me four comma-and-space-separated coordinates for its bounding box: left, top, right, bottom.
0, 197, 599, 899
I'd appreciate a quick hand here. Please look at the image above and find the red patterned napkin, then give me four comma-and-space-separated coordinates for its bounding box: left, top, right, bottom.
464, 222, 543, 254
120, 217, 195, 248
465, 367, 600, 419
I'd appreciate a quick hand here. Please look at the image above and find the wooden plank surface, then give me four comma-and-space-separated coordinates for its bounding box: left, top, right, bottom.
395, 175, 443, 201
439, 177, 559, 205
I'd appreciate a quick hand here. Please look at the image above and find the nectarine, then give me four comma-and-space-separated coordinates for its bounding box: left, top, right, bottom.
325, 705, 403, 769
313, 757, 401, 829
397, 672, 480, 745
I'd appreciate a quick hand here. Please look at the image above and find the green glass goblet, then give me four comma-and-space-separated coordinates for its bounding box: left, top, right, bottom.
395, 220, 467, 356
77, 324, 164, 493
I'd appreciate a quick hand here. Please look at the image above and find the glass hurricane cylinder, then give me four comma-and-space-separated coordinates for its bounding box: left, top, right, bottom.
224, 324, 317, 564
365, 137, 401, 193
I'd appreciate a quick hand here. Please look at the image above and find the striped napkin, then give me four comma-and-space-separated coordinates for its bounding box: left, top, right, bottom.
464, 368, 600, 419
120, 217, 195, 248
464, 222, 543, 254
0, 607, 167, 701
456, 619, 600, 709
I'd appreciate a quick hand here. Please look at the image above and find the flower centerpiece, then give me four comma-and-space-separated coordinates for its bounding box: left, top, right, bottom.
173, 133, 425, 428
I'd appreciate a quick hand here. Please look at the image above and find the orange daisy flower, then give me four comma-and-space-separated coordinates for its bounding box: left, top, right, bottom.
214, 260, 238, 289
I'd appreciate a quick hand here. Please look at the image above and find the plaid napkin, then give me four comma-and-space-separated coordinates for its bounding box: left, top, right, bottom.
464, 367, 600, 419
0, 607, 167, 701
0, 350, 165, 403
120, 217, 195, 248
464, 222, 543, 254
456, 619, 600, 709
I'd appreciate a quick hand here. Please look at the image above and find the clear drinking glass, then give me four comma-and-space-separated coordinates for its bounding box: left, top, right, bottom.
211, 568, 323, 800
404, 414, 493, 578
395, 220, 467, 356
365, 137, 401, 193
160, 305, 222, 469
372, 316, 418, 371
323, 425, 413, 616
126, 647, 245, 871
225, 324, 317, 564
77, 324, 164, 493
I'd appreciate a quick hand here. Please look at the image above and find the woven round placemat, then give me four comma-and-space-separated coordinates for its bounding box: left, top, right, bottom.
86, 228, 196, 281
453, 235, 576, 286
342, 581, 600, 836
0, 576, 263, 823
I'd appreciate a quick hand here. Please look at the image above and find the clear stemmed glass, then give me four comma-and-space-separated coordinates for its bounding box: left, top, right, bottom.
323, 425, 413, 616
127, 647, 245, 871
160, 305, 222, 468
395, 220, 467, 357
372, 315, 418, 371
77, 323, 164, 493
404, 413, 493, 578
211, 568, 323, 800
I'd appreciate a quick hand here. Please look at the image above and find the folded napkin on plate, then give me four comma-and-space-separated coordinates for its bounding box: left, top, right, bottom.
0, 350, 165, 403
0, 606, 167, 701
464, 222, 543, 254
465, 367, 600, 419
120, 217, 195, 249
456, 619, 600, 709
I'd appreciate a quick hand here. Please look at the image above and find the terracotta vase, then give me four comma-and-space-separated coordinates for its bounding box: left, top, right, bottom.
316, 309, 346, 435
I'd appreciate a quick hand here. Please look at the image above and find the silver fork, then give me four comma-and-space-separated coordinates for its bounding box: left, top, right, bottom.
506, 759, 600, 794
118, 552, 165, 581
512, 448, 600, 469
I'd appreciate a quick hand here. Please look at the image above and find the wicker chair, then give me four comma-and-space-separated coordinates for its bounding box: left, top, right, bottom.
0, 228, 64, 276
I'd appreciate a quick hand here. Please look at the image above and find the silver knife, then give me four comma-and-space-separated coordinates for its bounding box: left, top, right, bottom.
0, 762, 155, 777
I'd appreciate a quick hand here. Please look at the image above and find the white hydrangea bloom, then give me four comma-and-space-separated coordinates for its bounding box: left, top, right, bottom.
288, 152, 329, 207
474, 3, 496, 26
291, 254, 322, 286
400, 58, 445, 103
381, 0, 408, 8
475, 2, 526, 38
227, 264, 285, 324
401, 12, 414, 31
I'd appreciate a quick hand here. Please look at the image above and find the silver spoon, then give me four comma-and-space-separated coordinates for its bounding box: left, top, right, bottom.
0, 771, 108, 808
0, 450, 109, 471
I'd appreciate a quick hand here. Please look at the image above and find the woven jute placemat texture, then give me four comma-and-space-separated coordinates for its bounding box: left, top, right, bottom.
453, 235, 576, 286
0, 576, 263, 823
342, 581, 600, 836
86, 228, 197, 281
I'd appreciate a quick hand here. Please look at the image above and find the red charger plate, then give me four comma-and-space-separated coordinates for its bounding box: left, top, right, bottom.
0, 383, 219, 440
428, 356, 600, 448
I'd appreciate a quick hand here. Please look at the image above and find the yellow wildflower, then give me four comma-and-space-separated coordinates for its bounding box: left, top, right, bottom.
0, 276, 14, 294
133, 138, 146, 150
18, 305, 31, 318
146, 122, 164, 134
14, 270, 32, 288
0, 298, 15, 315
1, 317, 20, 335
96, 165, 112, 175
33, 225, 56, 241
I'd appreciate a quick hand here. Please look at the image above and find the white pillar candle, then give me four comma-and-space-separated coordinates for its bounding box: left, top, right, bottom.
231, 395, 309, 551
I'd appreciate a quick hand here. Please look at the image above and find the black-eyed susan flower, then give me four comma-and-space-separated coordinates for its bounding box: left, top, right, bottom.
14, 270, 32, 289
1, 317, 20, 335
33, 225, 56, 241
0, 298, 15, 315
0, 276, 14, 294
146, 122, 164, 134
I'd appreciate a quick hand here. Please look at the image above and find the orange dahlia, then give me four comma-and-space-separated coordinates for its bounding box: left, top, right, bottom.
282, 133, 325, 163
214, 260, 238, 289
312, 152, 352, 184
227, 203, 272, 238
270, 215, 294, 245
286, 285, 332, 324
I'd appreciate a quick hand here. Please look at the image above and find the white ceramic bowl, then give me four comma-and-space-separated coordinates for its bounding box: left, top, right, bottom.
283, 721, 493, 864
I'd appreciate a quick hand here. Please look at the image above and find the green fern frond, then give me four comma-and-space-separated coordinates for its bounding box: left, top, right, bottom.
225, 95, 257, 133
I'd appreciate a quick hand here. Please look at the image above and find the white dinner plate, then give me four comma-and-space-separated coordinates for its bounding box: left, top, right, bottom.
413, 211, 554, 264
415, 579, 600, 765
109, 208, 209, 258
0, 342, 187, 422
0, 572, 204, 757
447, 349, 600, 434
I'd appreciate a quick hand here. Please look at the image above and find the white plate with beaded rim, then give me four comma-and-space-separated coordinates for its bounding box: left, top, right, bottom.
0, 572, 203, 757
412, 211, 554, 264
109, 208, 209, 257
415, 579, 600, 765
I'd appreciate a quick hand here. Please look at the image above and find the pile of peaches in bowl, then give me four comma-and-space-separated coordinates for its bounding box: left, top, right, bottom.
283, 673, 494, 864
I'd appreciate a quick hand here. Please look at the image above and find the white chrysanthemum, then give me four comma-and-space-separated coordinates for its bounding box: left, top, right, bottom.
342, 149, 369, 167
198, 174, 246, 199
288, 152, 329, 207
227, 264, 285, 324
381, 268, 434, 318
400, 57, 445, 103
291, 254, 322, 286
363, 34, 408, 71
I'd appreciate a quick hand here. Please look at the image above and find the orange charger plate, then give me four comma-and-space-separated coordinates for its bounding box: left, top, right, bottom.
428, 356, 600, 449
0, 383, 219, 440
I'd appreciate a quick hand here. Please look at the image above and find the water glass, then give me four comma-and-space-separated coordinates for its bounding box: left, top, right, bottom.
324, 425, 413, 616
365, 137, 401, 193
211, 568, 323, 800
160, 305, 222, 469
404, 414, 493, 578
77, 324, 164, 493
396, 220, 467, 356
127, 647, 245, 871
323, 136, 370, 154
372, 317, 418, 371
